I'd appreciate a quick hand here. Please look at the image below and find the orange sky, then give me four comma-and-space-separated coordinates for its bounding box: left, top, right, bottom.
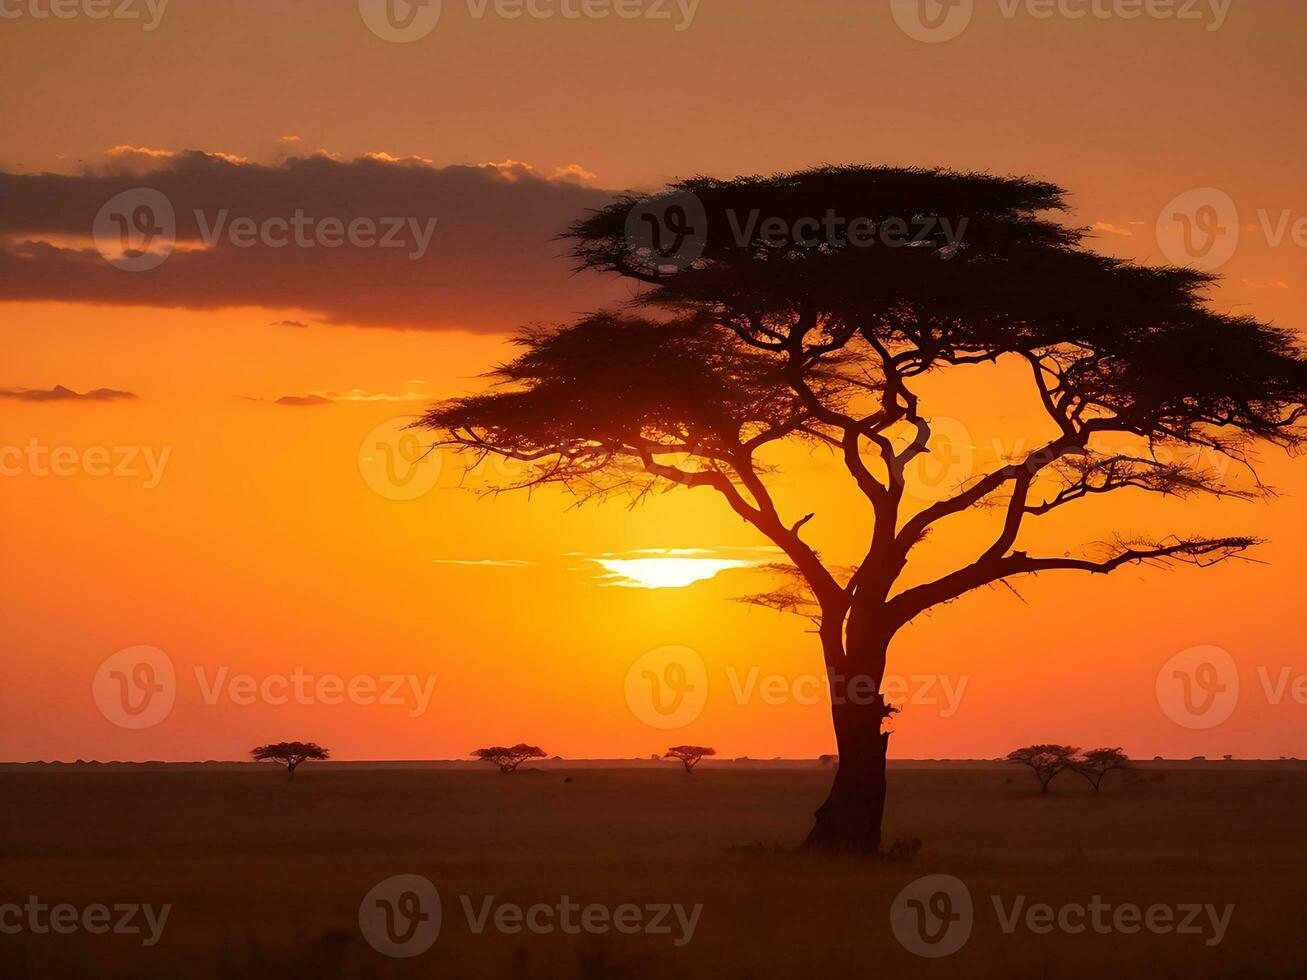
1, 0, 1304, 762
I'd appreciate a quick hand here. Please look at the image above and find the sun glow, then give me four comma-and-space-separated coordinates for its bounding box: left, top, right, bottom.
591, 557, 754, 589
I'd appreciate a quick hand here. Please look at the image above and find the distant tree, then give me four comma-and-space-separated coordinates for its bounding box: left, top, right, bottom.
473, 743, 546, 773
664, 745, 716, 772
250, 741, 329, 780
818, 753, 839, 767
1072, 747, 1129, 791
1006, 744, 1079, 793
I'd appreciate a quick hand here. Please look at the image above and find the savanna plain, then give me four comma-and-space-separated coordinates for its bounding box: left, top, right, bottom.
2, 764, 1303, 978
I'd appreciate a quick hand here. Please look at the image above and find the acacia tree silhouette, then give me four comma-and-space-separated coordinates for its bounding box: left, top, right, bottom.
1073, 746, 1130, 791
1007, 744, 1080, 793
420, 165, 1307, 852
664, 745, 715, 772
473, 744, 547, 773
250, 741, 329, 780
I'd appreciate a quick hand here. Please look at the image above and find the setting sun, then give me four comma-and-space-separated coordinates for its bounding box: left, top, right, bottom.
592, 556, 756, 589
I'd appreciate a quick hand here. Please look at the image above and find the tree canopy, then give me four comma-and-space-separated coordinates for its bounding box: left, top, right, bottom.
423, 165, 1307, 636
472, 743, 547, 773
664, 745, 716, 772
1006, 744, 1080, 793
250, 741, 329, 777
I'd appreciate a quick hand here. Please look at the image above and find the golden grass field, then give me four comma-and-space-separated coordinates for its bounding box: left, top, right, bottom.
2, 765, 1304, 978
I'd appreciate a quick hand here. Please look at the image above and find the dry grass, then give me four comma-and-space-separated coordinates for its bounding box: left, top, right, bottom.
1, 767, 1304, 978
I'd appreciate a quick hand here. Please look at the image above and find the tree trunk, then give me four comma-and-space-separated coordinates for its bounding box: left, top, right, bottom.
804, 697, 890, 852
804, 622, 891, 853
287, 761, 297, 781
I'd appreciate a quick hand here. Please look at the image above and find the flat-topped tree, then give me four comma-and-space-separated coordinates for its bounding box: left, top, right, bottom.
473, 744, 546, 773
1073, 747, 1130, 791
664, 745, 715, 772
1007, 744, 1080, 793
421, 165, 1307, 853
250, 741, 329, 780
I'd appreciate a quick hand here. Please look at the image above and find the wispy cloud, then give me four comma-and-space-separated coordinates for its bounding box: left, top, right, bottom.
364, 151, 434, 165
431, 559, 533, 567
268, 387, 430, 406
320, 388, 430, 403
0, 385, 136, 402
1091, 221, 1134, 238
274, 394, 332, 407
552, 163, 597, 183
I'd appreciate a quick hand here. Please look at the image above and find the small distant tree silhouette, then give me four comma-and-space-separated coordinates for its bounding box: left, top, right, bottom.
250, 741, 329, 780
1072, 747, 1129, 791
473, 744, 546, 773
664, 745, 716, 772
1006, 744, 1079, 793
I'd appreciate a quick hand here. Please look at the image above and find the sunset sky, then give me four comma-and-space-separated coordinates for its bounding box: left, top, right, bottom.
1, 0, 1304, 763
